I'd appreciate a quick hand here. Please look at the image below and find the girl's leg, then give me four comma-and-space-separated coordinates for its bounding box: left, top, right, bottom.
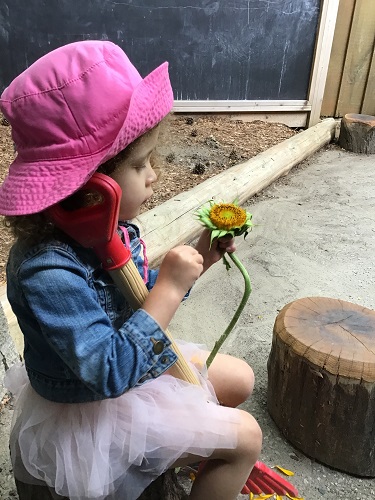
172, 409, 262, 500
207, 353, 255, 407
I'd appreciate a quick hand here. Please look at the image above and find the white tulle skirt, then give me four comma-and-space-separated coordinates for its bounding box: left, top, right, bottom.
5, 341, 240, 500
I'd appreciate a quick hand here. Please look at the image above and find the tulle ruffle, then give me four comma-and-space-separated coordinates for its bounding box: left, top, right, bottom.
5, 341, 240, 500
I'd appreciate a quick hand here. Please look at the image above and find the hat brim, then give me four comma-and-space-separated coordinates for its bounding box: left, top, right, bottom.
0, 62, 173, 216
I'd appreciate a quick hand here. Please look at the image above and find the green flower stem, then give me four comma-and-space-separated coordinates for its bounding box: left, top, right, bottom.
206, 252, 252, 368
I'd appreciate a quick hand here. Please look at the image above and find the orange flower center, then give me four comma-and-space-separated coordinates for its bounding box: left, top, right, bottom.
209, 203, 247, 230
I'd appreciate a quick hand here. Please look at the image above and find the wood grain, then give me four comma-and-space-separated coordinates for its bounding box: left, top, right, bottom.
268, 297, 375, 476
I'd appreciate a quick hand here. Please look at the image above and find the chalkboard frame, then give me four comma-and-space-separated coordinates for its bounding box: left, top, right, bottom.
0, 1, 338, 127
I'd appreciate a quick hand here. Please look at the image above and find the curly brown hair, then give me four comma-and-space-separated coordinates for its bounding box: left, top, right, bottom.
4, 125, 162, 246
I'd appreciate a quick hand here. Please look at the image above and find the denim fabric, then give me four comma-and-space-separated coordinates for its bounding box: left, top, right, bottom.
6, 222, 177, 403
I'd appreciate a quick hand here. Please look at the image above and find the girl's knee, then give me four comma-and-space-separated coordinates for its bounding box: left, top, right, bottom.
237, 410, 262, 459
208, 354, 255, 407
225, 359, 255, 406
236, 360, 255, 400
204, 411, 262, 468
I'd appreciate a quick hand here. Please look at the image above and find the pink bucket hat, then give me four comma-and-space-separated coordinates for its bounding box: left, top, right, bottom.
0, 40, 174, 215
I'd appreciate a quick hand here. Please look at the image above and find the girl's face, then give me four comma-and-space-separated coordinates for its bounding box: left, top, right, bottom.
109, 127, 159, 220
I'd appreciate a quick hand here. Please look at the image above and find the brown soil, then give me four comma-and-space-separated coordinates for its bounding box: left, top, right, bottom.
0, 114, 298, 283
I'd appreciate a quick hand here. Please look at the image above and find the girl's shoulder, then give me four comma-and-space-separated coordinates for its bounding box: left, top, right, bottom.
8, 238, 99, 278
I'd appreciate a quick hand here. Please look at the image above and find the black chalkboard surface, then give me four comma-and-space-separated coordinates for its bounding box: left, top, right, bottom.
0, 0, 320, 100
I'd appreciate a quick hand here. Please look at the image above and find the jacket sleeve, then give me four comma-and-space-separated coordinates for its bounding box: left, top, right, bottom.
18, 246, 177, 398
146, 268, 159, 290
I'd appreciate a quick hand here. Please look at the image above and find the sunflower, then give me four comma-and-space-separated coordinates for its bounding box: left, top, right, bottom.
196, 200, 253, 246
195, 200, 253, 367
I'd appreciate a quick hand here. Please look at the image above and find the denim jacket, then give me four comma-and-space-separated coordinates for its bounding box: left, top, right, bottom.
6, 222, 178, 403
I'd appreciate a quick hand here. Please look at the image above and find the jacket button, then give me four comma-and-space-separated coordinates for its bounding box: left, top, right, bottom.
151, 337, 164, 355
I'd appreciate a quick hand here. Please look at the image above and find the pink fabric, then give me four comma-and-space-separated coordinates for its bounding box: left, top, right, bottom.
0, 41, 173, 215
119, 226, 148, 284
139, 239, 149, 284
120, 226, 132, 249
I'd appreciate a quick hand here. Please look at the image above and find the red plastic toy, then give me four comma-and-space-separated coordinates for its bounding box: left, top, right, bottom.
241, 461, 300, 496
197, 460, 299, 497
47, 172, 131, 270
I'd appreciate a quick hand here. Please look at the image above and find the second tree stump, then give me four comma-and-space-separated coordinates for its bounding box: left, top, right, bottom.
338, 113, 375, 154
267, 297, 375, 476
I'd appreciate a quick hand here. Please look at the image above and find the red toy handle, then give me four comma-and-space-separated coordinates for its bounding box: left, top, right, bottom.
198, 460, 299, 497
47, 173, 131, 270
244, 461, 300, 497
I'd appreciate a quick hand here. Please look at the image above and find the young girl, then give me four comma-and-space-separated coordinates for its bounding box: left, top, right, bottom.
1, 40, 262, 500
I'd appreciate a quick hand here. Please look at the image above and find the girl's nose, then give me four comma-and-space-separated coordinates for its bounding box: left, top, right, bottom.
147, 165, 158, 185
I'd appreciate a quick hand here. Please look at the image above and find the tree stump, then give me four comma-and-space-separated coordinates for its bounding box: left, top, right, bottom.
338, 113, 375, 154
267, 297, 375, 476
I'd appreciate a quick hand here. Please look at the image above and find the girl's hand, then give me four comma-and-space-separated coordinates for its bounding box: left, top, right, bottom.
195, 229, 236, 272
142, 246, 203, 330
158, 245, 204, 297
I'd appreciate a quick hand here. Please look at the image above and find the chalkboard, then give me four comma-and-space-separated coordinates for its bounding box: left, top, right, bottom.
0, 0, 320, 101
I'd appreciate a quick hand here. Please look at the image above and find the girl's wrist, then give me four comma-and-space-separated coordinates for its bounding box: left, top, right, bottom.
202, 257, 215, 274
154, 278, 188, 302
142, 281, 186, 330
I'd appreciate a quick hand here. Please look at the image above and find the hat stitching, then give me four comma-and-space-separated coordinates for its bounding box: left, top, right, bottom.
0, 59, 106, 104
15, 140, 113, 163
59, 87, 89, 153
64, 90, 128, 137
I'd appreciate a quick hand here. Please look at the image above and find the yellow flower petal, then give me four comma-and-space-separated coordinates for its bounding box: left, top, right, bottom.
286, 494, 304, 500
275, 465, 295, 476
190, 355, 204, 371
209, 203, 247, 230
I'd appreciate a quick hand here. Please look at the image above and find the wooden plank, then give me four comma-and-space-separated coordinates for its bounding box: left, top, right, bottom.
172, 100, 310, 113
337, 0, 375, 116
136, 118, 336, 266
308, 0, 340, 126
227, 112, 308, 128
174, 112, 308, 128
361, 44, 375, 115
321, 0, 356, 117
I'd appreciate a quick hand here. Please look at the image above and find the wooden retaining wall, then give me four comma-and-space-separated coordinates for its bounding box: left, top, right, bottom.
321, 0, 375, 117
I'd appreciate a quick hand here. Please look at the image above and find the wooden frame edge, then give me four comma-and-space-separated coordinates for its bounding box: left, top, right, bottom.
308, 0, 340, 127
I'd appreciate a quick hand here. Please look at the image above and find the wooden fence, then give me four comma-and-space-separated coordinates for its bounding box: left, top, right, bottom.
321, 0, 375, 117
